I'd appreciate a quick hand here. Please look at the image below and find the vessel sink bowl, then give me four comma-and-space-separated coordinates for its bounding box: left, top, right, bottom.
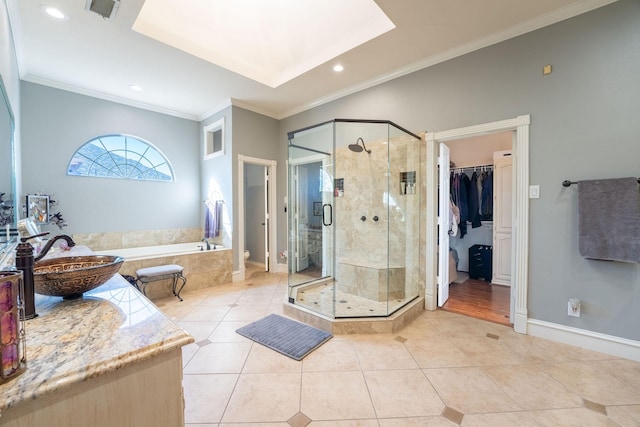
34, 255, 124, 299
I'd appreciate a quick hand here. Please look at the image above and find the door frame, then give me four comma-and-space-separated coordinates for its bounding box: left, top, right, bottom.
288, 153, 333, 283
238, 155, 277, 278
425, 115, 530, 333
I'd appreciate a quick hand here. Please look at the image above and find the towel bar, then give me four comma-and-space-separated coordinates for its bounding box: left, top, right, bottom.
562, 178, 640, 187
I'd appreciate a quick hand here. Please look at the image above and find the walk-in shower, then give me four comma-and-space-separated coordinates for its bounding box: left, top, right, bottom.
287, 119, 423, 319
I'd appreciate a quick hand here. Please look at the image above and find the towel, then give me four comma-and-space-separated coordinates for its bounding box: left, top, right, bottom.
578, 177, 640, 263
204, 200, 223, 238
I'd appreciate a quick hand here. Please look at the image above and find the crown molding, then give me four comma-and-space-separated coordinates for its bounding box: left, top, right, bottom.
22, 74, 200, 121
278, 0, 619, 120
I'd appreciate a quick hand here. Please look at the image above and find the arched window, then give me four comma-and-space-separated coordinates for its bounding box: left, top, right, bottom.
67, 134, 174, 181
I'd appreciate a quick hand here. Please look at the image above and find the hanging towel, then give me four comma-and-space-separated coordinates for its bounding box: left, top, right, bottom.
204, 200, 224, 238
578, 177, 640, 263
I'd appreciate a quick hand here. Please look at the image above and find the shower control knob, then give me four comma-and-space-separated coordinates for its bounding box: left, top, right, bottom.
373, 216, 379, 222
360, 216, 366, 222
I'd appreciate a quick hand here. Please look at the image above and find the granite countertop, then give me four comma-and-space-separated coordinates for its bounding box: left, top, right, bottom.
0, 246, 194, 413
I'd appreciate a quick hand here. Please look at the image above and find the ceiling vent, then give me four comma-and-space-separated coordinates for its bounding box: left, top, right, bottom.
85, 0, 120, 20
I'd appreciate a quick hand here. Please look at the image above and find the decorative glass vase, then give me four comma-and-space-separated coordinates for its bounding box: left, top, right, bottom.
0, 270, 26, 383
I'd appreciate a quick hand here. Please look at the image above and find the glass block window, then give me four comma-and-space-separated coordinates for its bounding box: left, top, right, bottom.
67, 134, 174, 181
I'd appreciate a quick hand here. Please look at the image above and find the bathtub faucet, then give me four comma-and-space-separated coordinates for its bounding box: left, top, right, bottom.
201, 238, 211, 250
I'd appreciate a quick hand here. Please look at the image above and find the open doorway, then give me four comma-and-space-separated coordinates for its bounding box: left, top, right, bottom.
425, 115, 530, 334
238, 155, 277, 279
440, 132, 513, 325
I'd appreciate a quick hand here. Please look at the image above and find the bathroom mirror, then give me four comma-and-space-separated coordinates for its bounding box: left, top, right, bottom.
0, 74, 17, 249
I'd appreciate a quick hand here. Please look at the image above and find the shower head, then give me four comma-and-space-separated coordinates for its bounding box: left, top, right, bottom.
348, 137, 371, 154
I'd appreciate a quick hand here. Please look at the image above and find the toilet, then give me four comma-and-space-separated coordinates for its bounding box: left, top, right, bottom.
244, 250, 250, 267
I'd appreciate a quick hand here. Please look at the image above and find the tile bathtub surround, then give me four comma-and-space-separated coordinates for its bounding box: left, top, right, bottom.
73, 227, 204, 251
153, 265, 640, 426
118, 247, 233, 299
73, 228, 233, 299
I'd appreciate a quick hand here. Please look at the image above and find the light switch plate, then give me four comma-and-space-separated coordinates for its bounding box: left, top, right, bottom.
529, 185, 540, 199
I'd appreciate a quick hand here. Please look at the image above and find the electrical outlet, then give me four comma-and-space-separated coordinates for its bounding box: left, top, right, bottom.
568, 298, 581, 317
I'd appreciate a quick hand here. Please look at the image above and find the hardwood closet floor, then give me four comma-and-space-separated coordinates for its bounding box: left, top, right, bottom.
442, 278, 511, 326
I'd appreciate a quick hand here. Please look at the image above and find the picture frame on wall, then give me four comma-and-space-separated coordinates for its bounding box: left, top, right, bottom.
313, 201, 322, 216
26, 194, 49, 224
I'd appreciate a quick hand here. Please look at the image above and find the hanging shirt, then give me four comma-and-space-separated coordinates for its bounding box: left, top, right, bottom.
469, 172, 482, 228
481, 171, 493, 217
458, 173, 470, 238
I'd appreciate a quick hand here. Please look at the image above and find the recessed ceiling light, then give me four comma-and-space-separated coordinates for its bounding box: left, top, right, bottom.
41, 5, 68, 20
333, 64, 344, 72
128, 84, 143, 92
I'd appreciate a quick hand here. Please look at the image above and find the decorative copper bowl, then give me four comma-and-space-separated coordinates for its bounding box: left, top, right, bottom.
33, 255, 124, 299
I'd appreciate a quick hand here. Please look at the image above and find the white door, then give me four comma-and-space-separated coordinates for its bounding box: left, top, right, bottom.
263, 167, 270, 271
492, 152, 513, 286
437, 143, 451, 306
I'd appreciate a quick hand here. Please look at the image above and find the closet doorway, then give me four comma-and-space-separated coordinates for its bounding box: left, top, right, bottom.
442, 133, 512, 325
426, 115, 531, 333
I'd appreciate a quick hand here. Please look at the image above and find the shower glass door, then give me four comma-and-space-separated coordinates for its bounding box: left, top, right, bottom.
333, 121, 391, 317
288, 122, 336, 318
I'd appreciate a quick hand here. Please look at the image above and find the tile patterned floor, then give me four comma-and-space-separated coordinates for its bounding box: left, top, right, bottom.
153, 266, 640, 426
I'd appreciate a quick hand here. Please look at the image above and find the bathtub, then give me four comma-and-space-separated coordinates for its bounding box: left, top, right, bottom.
96, 242, 226, 261
96, 242, 232, 299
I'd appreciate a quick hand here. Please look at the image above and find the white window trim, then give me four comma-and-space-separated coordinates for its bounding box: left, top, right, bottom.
203, 118, 225, 160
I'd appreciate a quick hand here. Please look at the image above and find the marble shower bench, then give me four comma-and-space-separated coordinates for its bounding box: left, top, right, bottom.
336, 259, 406, 301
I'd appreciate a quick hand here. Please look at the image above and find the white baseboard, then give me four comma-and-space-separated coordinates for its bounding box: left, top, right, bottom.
232, 269, 245, 282
528, 319, 640, 362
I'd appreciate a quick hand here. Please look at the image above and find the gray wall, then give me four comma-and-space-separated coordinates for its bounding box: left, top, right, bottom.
200, 105, 233, 250
21, 82, 200, 235
200, 105, 279, 270
231, 106, 279, 270
278, 0, 640, 341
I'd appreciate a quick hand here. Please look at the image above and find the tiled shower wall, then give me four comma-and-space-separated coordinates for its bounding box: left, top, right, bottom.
333, 134, 423, 297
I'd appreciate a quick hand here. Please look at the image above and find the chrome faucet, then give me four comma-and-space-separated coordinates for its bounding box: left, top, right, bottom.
201, 238, 211, 250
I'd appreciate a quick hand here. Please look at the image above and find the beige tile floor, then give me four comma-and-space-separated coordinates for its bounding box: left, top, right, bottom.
154, 266, 640, 427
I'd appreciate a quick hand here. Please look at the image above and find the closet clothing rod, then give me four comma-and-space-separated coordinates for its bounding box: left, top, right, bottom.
562, 178, 640, 187
451, 164, 493, 173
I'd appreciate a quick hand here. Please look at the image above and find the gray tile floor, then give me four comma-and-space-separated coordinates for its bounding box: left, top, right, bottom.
153, 266, 640, 426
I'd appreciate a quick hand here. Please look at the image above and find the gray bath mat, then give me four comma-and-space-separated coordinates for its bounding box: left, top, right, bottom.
236, 314, 332, 360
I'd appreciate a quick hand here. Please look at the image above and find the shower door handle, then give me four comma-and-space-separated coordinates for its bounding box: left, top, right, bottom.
322, 204, 333, 226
